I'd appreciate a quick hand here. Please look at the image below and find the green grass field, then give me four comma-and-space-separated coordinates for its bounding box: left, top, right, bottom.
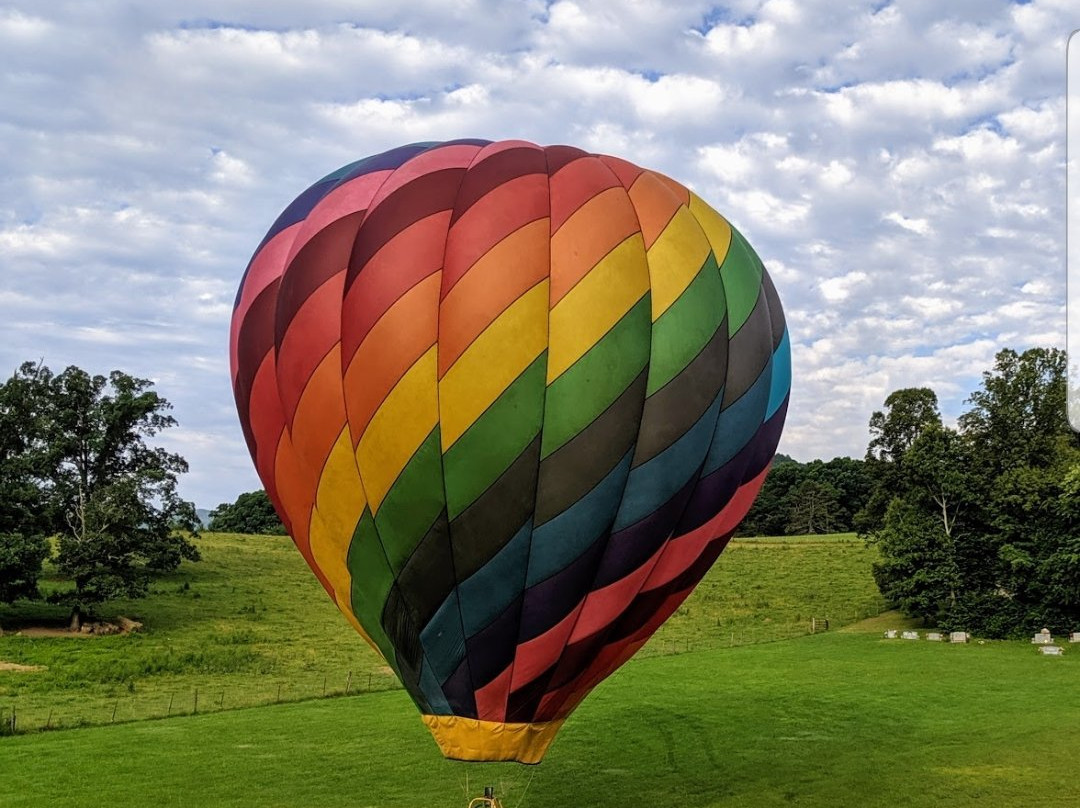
0, 532, 885, 731
2, 632, 1076, 808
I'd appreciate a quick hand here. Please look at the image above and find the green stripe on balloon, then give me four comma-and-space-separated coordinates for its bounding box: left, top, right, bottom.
720, 227, 764, 334
540, 295, 652, 459
374, 427, 445, 574
443, 352, 547, 520
646, 251, 726, 396
346, 508, 398, 666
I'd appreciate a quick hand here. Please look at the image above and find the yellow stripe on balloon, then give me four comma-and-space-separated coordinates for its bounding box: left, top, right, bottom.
440, 281, 549, 450
645, 206, 712, 321
547, 234, 648, 383
688, 192, 733, 266
355, 346, 439, 513
308, 426, 378, 652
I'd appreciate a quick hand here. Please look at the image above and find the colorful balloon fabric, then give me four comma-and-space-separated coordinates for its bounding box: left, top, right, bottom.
230, 139, 790, 764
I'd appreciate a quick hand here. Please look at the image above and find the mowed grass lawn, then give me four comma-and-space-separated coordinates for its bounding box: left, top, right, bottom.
2, 632, 1076, 808
0, 532, 885, 730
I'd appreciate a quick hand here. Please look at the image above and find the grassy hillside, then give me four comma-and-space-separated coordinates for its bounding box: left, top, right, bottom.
0, 532, 885, 732
2, 632, 1076, 808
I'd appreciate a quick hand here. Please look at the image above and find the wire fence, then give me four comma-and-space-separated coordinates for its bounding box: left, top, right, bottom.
0, 608, 883, 738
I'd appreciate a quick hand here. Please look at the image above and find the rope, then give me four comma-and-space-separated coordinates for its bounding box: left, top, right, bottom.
512, 767, 539, 808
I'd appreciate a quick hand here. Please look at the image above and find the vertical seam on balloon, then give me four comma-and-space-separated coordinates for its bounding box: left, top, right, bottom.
542, 165, 724, 719
533, 154, 653, 719
500, 141, 552, 722
338, 153, 427, 688
434, 143, 487, 718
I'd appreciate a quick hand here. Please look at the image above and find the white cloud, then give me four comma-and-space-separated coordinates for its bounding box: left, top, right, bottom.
0, 0, 1071, 505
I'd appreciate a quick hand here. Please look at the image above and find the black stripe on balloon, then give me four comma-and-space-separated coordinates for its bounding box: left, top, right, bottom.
395, 509, 455, 636
448, 435, 542, 585
631, 317, 729, 469
533, 369, 648, 527
505, 660, 558, 723
762, 268, 787, 351
234, 281, 280, 438
273, 211, 365, 348
675, 397, 788, 536
720, 288, 772, 409
544, 144, 590, 176
448, 147, 548, 226
518, 528, 609, 642
344, 167, 469, 295
381, 583, 432, 715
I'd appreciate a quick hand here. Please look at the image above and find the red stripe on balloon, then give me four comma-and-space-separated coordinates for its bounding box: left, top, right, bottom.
548, 155, 623, 233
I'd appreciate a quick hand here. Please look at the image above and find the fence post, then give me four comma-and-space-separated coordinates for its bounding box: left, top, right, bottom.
111, 701, 119, 723
194, 688, 199, 715
276, 683, 282, 703
46, 709, 53, 730
322, 675, 327, 697
168, 694, 174, 717
345, 671, 352, 695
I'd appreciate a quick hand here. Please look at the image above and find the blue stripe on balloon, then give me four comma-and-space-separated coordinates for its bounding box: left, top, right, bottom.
419, 658, 453, 715
702, 355, 773, 475
458, 519, 533, 637
765, 329, 790, 421
526, 449, 634, 588
611, 386, 725, 532
419, 589, 466, 684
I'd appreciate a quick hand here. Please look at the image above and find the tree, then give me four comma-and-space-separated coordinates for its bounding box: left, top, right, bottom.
36, 365, 200, 625
0, 362, 52, 603
785, 478, 842, 535
209, 490, 286, 535
867, 348, 1080, 637
866, 387, 942, 463
0, 533, 50, 603
856, 387, 942, 533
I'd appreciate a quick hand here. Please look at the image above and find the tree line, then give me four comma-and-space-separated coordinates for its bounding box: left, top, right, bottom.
859, 347, 1079, 637
2, 347, 1076, 639
0, 362, 198, 626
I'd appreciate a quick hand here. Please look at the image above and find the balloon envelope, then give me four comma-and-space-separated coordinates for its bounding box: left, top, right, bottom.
230, 139, 790, 763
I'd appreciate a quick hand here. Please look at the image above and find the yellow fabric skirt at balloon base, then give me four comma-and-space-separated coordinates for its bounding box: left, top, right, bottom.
422, 715, 565, 764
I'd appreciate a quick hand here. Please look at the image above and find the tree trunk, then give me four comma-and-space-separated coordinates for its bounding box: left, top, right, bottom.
69, 606, 83, 633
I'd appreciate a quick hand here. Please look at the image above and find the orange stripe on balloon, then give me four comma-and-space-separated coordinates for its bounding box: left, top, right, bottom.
272, 430, 334, 599
288, 344, 348, 493
441, 173, 549, 297
549, 187, 640, 306
625, 171, 683, 250
437, 217, 550, 377
548, 155, 622, 233
343, 273, 440, 445
651, 171, 691, 207
596, 154, 646, 189
340, 211, 451, 364
275, 273, 346, 426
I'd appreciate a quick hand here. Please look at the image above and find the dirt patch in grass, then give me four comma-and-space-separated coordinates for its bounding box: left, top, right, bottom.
839, 609, 927, 634
0, 660, 47, 672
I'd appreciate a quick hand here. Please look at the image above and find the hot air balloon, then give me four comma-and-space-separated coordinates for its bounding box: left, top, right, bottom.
230, 139, 790, 764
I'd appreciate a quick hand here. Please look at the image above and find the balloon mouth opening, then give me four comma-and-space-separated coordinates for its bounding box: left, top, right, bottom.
422, 715, 565, 764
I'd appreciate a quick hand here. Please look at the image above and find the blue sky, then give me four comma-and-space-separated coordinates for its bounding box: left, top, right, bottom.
0, 1, 1073, 508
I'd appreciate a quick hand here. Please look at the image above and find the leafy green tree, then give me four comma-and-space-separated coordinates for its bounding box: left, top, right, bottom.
35, 366, 200, 625
209, 490, 286, 535
868, 348, 1080, 636
0, 533, 50, 603
0, 362, 52, 603
856, 387, 942, 533
785, 478, 842, 535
